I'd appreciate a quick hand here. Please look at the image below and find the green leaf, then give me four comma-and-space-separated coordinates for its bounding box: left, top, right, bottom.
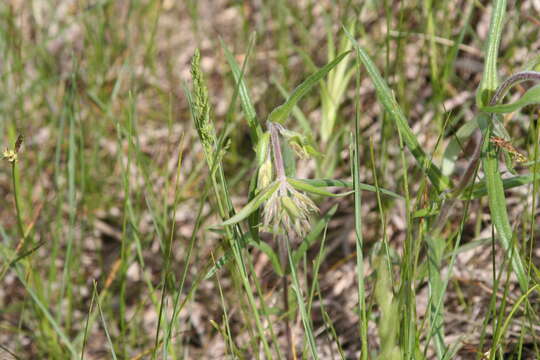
344, 28, 451, 193
16, 269, 79, 357
287, 178, 353, 197
466, 171, 540, 199
220, 181, 280, 227
220, 37, 262, 141
268, 50, 351, 124
292, 204, 338, 264
476, 0, 507, 107
272, 77, 313, 137
293, 178, 404, 199
248, 171, 262, 243
252, 240, 284, 276
256, 132, 270, 166
481, 84, 540, 113
442, 119, 478, 176
481, 128, 528, 292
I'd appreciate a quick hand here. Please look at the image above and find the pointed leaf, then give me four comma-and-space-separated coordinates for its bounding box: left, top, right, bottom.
466, 171, 540, 199
476, 0, 507, 107
268, 50, 351, 124
293, 204, 338, 263
344, 28, 451, 193
482, 128, 528, 292
220, 37, 262, 140
221, 181, 279, 226
295, 178, 403, 199
252, 241, 284, 276
481, 84, 540, 113
287, 177, 352, 197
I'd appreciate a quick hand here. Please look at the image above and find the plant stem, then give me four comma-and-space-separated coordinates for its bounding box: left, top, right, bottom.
269, 122, 293, 358
12, 162, 25, 248
269, 122, 287, 182
278, 233, 293, 360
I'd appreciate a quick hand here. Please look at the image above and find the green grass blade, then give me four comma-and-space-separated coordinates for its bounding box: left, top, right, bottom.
476, 0, 507, 107
482, 84, 540, 113
482, 129, 529, 291
352, 132, 369, 359
93, 282, 118, 360
466, 171, 540, 198
344, 28, 451, 193
220, 181, 279, 226
220, 36, 262, 141
294, 178, 403, 199
492, 284, 539, 351
287, 240, 319, 359
272, 78, 313, 138
15, 266, 78, 358
268, 50, 351, 124
292, 204, 338, 264
286, 177, 353, 197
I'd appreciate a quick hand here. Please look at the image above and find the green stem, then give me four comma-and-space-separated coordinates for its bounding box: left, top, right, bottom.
12, 162, 25, 243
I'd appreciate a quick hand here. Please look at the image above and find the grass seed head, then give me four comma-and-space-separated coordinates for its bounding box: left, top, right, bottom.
262, 180, 318, 238
191, 49, 217, 162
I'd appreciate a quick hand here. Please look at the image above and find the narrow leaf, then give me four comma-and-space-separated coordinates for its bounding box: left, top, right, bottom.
287, 177, 352, 197
466, 171, 540, 199
344, 28, 451, 193
220, 181, 279, 226
220, 37, 262, 141
293, 204, 338, 263
476, 0, 507, 107
252, 241, 283, 276
296, 178, 403, 199
482, 129, 528, 291
268, 51, 351, 124
481, 84, 540, 113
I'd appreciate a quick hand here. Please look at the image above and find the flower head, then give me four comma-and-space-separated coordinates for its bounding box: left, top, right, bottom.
2, 148, 17, 163
3, 135, 23, 163
262, 179, 318, 238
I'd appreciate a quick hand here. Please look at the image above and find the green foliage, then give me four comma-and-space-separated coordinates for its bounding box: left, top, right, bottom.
2, 2, 539, 359
344, 28, 452, 194
268, 51, 351, 124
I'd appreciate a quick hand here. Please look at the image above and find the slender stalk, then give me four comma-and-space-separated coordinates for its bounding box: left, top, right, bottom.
268, 121, 293, 359
11, 162, 25, 243
269, 122, 287, 182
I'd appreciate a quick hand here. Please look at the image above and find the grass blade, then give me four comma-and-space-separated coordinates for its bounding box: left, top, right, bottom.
476, 0, 507, 107
220, 36, 262, 141
220, 181, 279, 226
287, 240, 319, 359
482, 128, 529, 291
344, 28, 451, 193
482, 84, 540, 113
268, 50, 351, 124
295, 178, 403, 199
15, 266, 78, 357
286, 177, 353, 197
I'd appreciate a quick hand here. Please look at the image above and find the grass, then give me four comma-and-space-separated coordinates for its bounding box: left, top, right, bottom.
1, 1, 539, 359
